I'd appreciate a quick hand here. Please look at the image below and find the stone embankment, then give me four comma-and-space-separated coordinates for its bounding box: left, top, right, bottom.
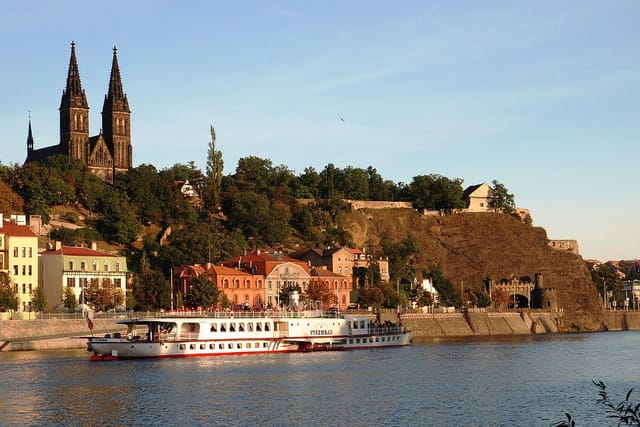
0, 318, 126, 351
1, 311, 639, 352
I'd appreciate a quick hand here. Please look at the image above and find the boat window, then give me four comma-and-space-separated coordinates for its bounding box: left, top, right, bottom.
246, 343, 251, 349
255, 342, 259, 348
237, 343, 242, 349
219, 343, 224, 349
265, 323, 270, 332
228, 343, 233, 349
238, 323, 244, 332
248, 322, 254, 332
263, 342, 268, 348
180, 344, 186, 350
190, 344, 196, 350
353, 321, 358, 329
256, 323, 262, 332
229, 323, 236, 332
356, 339, 360, 344
220, 324, 226, 332
376, 338, 379, 342
210, 323, 217, 332
210, 344, 215, 349
360, 320, 365, 329
200, 344, 206, 349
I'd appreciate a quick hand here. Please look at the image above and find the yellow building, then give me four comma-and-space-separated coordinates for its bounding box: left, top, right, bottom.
0, 215, 39, 313
39, 243, 128, 311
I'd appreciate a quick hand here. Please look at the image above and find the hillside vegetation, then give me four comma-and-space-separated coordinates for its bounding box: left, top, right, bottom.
344, 208, 604, 331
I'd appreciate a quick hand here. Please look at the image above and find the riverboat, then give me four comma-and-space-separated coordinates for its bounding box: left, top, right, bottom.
86, 310, 411, 360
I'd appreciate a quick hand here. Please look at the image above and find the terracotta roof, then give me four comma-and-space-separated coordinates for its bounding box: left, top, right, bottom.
41, 246, 119, 257
1, 220, 38, 238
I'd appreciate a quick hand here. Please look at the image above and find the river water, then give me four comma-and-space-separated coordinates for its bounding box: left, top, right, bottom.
1, 331, 638, 426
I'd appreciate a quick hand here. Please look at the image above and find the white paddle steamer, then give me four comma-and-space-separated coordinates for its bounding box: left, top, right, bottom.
87, 310, 411, 360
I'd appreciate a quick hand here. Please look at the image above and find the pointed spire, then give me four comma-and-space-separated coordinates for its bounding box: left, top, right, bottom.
60, 41, 88, 109
27, 112, 34, 153
103, 46, 130, 112
66, 41, 83, 97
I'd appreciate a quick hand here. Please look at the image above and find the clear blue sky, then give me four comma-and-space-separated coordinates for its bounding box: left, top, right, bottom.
1, 1, 638, 262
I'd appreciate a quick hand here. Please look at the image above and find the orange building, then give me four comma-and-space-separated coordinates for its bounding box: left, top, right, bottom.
172, 263, 264, 310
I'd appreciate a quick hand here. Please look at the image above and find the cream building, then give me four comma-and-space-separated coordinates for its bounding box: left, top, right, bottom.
39, 243, 128, 311
463, 182, 495, 212
0, 215, 39, 313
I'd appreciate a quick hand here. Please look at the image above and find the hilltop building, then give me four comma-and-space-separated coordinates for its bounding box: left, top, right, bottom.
26, 42, 132, 183
0, 214, 39, 314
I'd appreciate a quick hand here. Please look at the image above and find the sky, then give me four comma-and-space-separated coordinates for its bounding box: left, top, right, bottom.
0, 1, 638, 262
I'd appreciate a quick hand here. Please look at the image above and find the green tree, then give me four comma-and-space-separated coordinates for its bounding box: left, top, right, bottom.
0, 272, 18, 312
305, 280, 336, 308
63, 287, 77, 312
404, 174, 465, 211
204, 125, 224, 212
31, 287, 47, 313
489, 179, 516, 214
426, 263, 461, 307
132, 254, 171, 310
96, 187, 139, 243
185, 275, 218, 309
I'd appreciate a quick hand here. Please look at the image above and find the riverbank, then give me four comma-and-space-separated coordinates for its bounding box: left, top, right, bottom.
1, 311, 638, 351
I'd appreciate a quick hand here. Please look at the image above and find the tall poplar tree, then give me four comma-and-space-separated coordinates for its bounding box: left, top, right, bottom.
205, 125, 224, 212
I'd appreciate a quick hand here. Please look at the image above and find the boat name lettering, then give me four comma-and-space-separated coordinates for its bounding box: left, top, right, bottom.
310, 329, 333, 336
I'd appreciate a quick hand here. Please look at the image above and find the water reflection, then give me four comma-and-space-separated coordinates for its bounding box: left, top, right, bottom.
1, 332, 639, 426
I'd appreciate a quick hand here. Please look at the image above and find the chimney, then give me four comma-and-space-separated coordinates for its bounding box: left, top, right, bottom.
55, 241, 62, 250
91, 242, 97, 251
0, 213, 3, 227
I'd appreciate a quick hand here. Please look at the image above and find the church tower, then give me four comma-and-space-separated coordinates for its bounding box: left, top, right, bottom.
101, 46, 132, 174
59, 42, 90, 161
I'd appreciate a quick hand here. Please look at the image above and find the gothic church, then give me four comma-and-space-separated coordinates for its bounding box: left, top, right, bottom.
26, 42, 132, 182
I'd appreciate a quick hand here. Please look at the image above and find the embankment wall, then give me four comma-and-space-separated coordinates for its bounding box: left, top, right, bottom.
0, 318, 126, 351
603, 312, 640, 331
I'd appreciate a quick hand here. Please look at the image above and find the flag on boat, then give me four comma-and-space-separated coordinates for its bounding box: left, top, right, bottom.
86, 311, 94, 330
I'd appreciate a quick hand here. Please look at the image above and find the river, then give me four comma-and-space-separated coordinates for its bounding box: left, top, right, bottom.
1, 331, 638, 426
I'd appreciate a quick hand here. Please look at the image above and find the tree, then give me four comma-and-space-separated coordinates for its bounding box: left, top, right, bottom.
31, 287, 47, 313
85, 278, 124, 312
204, 125, 224, 212
489, 179, 516, 214
132, 254, 171, 310
426, 263, 461, 307
491, 288, 510, 310
63, 287, 77, 312
185, 275, 218, 309
0, 180, 24, 214
404, 174, 465, 211
306, 280, 337, 308
0, 272, 18, 312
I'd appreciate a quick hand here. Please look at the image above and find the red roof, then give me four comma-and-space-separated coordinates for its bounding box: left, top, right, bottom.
1, 220, 37, 238
41, 246, 119, 257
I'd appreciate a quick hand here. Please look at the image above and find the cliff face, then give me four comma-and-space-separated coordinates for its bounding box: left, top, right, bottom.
344, 209, 604, 331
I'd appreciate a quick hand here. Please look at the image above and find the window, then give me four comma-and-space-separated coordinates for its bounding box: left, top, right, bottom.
256, 323, 262, 332
13, 247, 18, 257
92, 261, 97, 271
22, 265, 26, 275
218, 343, 224, 349
22, 247, 26, 257
210, 324, 217, 332
104, 262, 109, 271
67, 277, 76, 288
28, 265, 32, 276
28, 248, 32, 258
22, 283, 26, 294
238, 323, 244, 332
115, 262, 120, 272
268, 281, 272, 289
80, 262, 86, 271
28, 284, 32, 294
69, 261, 74, 270
13, 265, 18, 275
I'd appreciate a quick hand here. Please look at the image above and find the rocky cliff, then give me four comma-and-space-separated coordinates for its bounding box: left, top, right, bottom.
343, 209, 604, 331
